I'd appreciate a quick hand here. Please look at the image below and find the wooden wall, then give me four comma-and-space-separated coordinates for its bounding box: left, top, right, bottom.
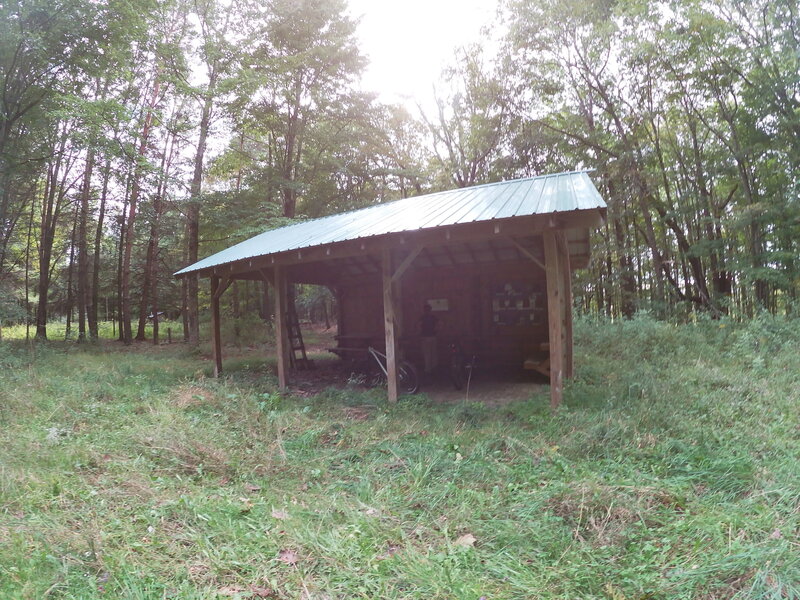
336, 258, 551, 369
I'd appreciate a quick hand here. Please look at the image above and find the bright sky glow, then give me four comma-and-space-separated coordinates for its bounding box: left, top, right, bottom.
346, 0, 499, 113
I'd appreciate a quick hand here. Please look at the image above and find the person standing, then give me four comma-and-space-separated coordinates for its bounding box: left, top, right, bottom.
419, 303, 439, 374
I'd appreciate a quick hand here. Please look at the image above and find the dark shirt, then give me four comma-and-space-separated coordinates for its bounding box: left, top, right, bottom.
420, 313, 437, 337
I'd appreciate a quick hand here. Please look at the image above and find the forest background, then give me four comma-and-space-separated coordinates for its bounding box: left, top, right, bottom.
0, 0, 798, 343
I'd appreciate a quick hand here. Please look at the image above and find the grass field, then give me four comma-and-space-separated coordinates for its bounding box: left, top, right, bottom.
0, 315, 798, 599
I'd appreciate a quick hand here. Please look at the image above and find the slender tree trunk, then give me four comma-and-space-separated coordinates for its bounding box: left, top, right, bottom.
182, 276, 189, 341
137, 109, 178, 342
151, 242, 160, 346
135, 241, 152, 341
89, 157, 111, 338
603, 219, 614, 317
232, 280, 240, 341
35, 126, 72, 340
24, 185, 36, 340
186, 72, 218, 345
116, 172, 131, 342
613, 214, 636, 319
281, 75, 303, 219
77, 147, 95, 341
64, 202, 79, 340
121, 76, 160, 344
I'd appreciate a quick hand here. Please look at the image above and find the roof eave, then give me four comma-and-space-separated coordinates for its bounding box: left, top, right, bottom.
175, 206, 606, 280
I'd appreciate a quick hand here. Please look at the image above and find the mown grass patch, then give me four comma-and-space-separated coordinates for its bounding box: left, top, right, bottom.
1, 316, 798, 599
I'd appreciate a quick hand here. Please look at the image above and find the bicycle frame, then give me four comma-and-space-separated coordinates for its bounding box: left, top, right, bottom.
367, 346, 389, 376
448, 340, 477, 391
366, 346, 419, 395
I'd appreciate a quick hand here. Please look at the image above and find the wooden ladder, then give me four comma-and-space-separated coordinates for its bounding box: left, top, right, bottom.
287, 288, 310, 369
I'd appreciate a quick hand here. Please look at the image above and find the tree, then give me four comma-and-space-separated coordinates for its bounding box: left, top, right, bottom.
184, 0, 238, 344
421, 44, 512, 189
119, 2, 189, 343
232, 0, 366, 218
0, 0, 100, 292
500, 0, 799, 318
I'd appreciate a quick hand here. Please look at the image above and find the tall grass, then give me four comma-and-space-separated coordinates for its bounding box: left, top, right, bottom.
0, 320, 185, 342
0, 315, 798, 599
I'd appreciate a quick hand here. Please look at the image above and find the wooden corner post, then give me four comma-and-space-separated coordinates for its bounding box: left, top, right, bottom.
557, 231, 574, 379
382, 247, 399, 403
273, 265, 289, 389
210, 275, 223, 378
543, 230, 569, 408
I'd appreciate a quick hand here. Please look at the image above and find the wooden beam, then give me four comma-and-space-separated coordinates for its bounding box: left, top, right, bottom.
258, 268, 273, 285
273, 264, 289, 390
210, 275, 223, 378
442, 245, 458, 266
507, 237, 546, 271
557, 231, 574, 379
543, 230, 565, 409
391, 245, 423, 283
382, 247, 399, 403
344, 256, 365, 275
420, 247, 436, 268
212, 276, 232, 300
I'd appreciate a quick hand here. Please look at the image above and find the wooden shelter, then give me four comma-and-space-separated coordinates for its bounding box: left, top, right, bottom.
175, 171, 607, 406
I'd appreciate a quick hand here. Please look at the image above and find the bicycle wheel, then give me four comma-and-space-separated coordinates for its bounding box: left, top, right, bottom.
397, 361, 420, 395
450, 358, 465, 390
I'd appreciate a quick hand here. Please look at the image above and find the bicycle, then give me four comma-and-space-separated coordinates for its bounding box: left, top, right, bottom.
337, 346, 420, 395
448, 340, 477, 391
367, 347, 420, 395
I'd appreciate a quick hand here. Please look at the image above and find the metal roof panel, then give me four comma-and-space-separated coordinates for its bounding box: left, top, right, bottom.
175, 170, 606, 276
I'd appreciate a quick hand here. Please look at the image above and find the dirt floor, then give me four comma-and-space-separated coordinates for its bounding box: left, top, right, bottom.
290, 324, 547, 405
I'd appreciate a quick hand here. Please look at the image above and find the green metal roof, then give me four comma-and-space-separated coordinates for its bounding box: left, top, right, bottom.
175, 170, 605, 276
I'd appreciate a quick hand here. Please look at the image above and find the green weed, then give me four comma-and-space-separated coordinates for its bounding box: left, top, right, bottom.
0, 317, 798, 598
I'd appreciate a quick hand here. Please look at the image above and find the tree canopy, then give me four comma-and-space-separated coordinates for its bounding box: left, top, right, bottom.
0, 0, 797, 340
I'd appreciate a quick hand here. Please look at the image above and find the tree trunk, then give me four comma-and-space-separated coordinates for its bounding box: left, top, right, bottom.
186, 71, 218, 345
116, 172, 131, 342
149, 194, 164, 345
35, 125, 72, 340
281, 75, 303, 219
141, 104, 180, 342
64, 202, 79, 340
232, 280, 240, 341
90, 157, 111, 338
121, 76, 160, 344
77, 147, 94, 341
24, 186, 36, 340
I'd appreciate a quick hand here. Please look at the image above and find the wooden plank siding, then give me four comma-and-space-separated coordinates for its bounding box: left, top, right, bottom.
335, 253, 552, 372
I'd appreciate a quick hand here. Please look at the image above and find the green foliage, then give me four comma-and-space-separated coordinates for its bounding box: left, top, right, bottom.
421, 43, 513, 189
501, 0, 800, 318
1, 319, 798, 598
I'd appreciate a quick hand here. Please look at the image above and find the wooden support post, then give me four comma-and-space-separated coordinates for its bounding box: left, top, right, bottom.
273, 265, 289, 389
213, 276, 233, 300
382, 247, 399, 403
386, 245, 422, 351
543, 230, 565, 408
210, 275, 223, 378
557, 231, 574, 379
394, 274, 403, 354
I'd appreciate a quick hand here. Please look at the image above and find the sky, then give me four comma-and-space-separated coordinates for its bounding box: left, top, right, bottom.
346, 0, 499, 113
